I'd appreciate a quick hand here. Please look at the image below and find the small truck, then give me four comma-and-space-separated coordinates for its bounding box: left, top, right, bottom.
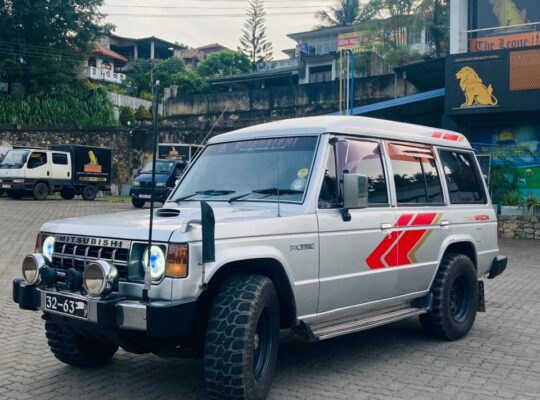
0, 145, 112, 200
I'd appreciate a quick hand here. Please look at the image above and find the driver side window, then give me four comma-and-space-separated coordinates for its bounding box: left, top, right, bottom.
28, 152, 47, 169
318, 139, 389, 208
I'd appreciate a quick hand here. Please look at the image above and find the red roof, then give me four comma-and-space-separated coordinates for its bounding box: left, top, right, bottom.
92, 44, 128, 63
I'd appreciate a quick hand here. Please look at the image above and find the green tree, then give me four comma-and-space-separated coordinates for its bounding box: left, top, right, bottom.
154, 57, 186, 87
239, 0, 273, 69
171, 71, 209, 96
416, 0, 449, 57
127, 59, 153, 94
119, 106, 135, 126
198, 50, 252, 79
316, 0, 379, 27
0, 0, 110, 95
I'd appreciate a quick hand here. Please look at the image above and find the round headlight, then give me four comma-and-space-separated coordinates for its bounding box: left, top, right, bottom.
83, 261, 118, 297
42, 236, 55, 261
143, 245, 166, 281
22, 254, 47, 285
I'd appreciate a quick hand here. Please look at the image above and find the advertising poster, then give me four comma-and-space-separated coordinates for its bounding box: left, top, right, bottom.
470, 0, 540, 52
469, 124, 540, 195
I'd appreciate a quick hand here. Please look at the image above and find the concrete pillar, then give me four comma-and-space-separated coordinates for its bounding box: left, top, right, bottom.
150, 40, 155, 60
450, 0, 469, 54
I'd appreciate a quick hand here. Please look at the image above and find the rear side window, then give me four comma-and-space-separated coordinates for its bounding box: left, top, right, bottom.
439, 150, 486, 204
387, 142, 443, 205
52, 153, 68, 165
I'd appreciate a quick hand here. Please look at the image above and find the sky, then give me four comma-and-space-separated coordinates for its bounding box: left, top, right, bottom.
101, 0, 337, 58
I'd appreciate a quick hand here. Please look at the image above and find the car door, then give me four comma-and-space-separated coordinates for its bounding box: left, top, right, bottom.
384, 141, 449, 294
25, 151, 51, 180
51, 153, 71, 182
317, 136, 397, 319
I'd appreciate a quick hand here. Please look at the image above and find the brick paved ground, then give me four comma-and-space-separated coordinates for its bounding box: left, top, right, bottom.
0, 198, 539, 400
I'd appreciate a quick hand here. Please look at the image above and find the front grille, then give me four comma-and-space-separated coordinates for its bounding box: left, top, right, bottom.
52, 241, 129, 282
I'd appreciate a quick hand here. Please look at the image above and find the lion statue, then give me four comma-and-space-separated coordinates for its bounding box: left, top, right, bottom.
489, 0, 528, 27
88, 150, 99, 166
455, 67, 498, 108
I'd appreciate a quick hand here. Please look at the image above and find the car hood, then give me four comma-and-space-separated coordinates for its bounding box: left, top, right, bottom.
135, 173, 170, 184
41, 203, 314, 243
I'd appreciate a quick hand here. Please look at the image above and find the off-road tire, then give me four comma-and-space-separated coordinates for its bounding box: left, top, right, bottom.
33, 182, 49, 200
131, 198, 145, 208
204, 274, 280, 400
60, 187, 76, 200
44, 320, 118, 367
420, 253, 478, 341
82, 184, 97, 201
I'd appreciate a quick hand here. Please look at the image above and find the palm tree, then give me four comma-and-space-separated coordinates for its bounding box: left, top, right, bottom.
316, 0, 378, 27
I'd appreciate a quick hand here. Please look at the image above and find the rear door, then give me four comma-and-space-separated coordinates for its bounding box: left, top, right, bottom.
383, 141, 448, 294
51, 152, 71, 182
317, 136, 397, 318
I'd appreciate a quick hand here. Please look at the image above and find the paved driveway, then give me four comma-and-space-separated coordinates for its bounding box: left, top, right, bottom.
0, 199, 539, 400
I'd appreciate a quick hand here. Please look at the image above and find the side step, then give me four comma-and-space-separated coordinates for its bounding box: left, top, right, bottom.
309, 307, 428, 342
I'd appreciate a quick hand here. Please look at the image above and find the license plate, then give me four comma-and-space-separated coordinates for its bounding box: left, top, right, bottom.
45, 293, 88, 319
139, 194, 151, 199
2, 184, 11, 189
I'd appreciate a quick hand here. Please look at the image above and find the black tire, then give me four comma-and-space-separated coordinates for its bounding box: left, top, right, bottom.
82, 185, 97, 201
60, 187, 76, 200
131, 198, 145, 208
45, 320, 118, 367
205, 275, 280, 400
33, 182, 49, 200
420, 253, 478, 341
8, 190, 24, 200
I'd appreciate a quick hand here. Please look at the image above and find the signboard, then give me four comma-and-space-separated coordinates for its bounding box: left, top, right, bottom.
470, 0, 540, 52
470, 124, 540, 196
337, 31, 386, 53
158, 144, 191, 161
445, 46, 540, 114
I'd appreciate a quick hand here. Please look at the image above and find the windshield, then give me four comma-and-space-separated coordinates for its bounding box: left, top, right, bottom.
140, 160, 176, 174
0, 150, 29, 169
171, 136, 318, 203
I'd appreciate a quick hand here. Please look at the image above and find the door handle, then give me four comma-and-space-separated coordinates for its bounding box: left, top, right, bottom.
440, 220, 450, 227
380, 223, 393, 230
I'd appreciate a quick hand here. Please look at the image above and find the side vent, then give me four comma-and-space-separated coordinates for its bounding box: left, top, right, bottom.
155, 209, 181, 217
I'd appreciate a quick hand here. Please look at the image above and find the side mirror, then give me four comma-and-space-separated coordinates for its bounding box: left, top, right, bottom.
343, 173, 369, 210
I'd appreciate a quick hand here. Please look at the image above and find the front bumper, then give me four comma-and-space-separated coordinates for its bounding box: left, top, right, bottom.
129, 187, 170, 202
488, 255, 508, 279
12, 279, 197, 338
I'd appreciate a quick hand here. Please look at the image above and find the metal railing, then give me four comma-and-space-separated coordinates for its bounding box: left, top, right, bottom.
82, 66, 127, 85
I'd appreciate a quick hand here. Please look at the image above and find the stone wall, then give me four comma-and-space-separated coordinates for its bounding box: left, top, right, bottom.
498, 216, 540, 240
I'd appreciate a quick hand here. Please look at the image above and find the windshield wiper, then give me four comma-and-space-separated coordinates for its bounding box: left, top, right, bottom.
229, 188, 302, 203
176, 190, 235, 202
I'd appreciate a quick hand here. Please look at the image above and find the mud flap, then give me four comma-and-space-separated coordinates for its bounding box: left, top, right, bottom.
478, 280, 486, 312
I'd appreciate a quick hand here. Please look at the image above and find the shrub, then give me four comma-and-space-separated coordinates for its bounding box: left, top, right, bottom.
501, 190, 523, 206
520, 193, 540, 217
139, 91, 153, 101
119, 106, 135, 126
135, 105, 152, 121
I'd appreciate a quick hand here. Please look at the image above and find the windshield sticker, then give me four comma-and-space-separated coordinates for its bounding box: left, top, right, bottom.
297, 168, 309, 179
291, 178, 306, 191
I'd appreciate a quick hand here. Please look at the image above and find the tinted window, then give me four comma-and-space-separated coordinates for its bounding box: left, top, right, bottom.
388, 143, 443, 205
439, 150, 486, 204
28, 152, 47, 169
52, 153, 68, 165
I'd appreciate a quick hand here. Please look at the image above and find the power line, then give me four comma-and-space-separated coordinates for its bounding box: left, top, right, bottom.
103, 11, 320, 18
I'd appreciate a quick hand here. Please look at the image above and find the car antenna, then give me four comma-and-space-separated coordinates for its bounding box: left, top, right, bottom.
277, 155, 281, 218
199, 105, 229, 147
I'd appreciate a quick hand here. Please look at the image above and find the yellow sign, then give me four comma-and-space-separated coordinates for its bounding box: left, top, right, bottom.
84, 150, 102, 173
456, 67, 499, 108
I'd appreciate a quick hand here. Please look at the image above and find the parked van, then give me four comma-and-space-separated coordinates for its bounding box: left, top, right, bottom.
13, 117, 506, 400
0, 145, 112, 200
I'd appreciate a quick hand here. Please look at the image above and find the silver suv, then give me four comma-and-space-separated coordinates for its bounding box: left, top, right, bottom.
13, 116, 507, 400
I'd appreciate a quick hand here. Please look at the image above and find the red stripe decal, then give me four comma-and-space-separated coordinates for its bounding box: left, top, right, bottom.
396, 214, 414, 226
411, 213, 438, 226
366, 232, 400, 269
